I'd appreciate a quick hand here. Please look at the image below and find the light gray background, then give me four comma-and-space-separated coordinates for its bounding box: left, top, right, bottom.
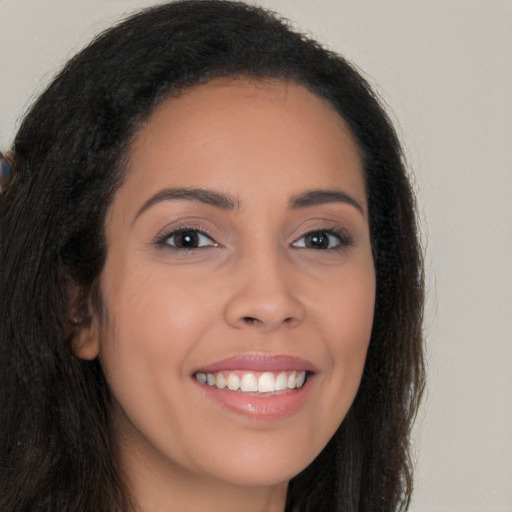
1, 1, 511, 510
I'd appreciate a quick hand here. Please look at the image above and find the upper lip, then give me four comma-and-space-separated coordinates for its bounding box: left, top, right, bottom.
194, 354, 318, 374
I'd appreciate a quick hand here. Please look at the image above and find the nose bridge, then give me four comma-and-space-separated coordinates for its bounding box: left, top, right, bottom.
224, 240, 304, 330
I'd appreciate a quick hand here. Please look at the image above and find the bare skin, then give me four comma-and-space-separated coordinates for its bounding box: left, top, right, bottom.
76, 78, 375, 511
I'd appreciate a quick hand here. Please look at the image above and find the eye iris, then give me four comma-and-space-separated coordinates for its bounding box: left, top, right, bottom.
306, 232, 330, 249
175, 230, 199, 248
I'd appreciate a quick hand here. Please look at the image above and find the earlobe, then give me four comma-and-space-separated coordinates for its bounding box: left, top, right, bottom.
72, 314, 100, 360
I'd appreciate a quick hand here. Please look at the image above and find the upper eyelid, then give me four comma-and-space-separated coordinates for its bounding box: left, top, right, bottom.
292, 226, 352, 242
156, 225, 217, 247
157, 222, 214, 238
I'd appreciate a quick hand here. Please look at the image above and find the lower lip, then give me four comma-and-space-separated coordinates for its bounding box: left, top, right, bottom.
195, 378, 313, 421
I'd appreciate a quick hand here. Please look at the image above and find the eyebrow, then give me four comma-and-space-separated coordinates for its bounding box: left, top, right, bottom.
133, 186, 364, 225
289, 189, 364, 214
133, 187, 238, 224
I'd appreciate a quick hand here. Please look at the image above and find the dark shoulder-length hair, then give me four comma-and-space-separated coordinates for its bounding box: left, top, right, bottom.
0, 1, 424, 511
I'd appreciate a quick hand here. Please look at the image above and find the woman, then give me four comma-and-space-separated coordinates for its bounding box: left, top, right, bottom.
0, 1, 424, 511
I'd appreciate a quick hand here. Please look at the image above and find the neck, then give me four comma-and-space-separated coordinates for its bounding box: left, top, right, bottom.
133, 475, 287, 512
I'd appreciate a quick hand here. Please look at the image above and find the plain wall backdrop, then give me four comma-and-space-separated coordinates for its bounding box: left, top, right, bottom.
1, 1, 511, 510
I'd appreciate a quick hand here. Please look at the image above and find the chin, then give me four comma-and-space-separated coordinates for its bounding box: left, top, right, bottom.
194, 436, 324, 489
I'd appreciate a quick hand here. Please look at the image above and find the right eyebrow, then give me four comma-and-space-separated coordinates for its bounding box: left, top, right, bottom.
132, 187, 238, 226
289, 189, 365, 215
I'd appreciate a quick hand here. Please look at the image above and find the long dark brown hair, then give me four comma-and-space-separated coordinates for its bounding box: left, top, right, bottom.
0, 2, 424, 510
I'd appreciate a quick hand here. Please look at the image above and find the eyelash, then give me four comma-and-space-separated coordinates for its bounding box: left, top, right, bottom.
292, 229, 353, 250
156, 226, 353, 252
156, 226, 216, 251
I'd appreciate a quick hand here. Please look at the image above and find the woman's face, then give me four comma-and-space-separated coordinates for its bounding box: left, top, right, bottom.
81, 78, 375, 496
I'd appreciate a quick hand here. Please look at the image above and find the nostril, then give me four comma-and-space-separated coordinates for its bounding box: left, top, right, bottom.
241, 316, 296, 327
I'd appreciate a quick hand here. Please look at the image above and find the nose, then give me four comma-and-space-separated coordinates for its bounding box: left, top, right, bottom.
223, 249, 305, 332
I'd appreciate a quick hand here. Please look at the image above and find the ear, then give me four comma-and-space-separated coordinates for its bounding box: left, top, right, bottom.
66, 277, 101, 360
72, 312, 100, 360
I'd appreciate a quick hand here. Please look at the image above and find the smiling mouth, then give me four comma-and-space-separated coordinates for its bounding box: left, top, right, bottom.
194, 370, 308, 394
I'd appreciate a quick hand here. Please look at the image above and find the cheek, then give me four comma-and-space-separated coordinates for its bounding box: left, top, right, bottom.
314, 261, 376, 401
100, 262, 215, 353
97, 258, 228, 427
335, 282, 375, 347
314, 259, 375, 350
97, 270, 209, 458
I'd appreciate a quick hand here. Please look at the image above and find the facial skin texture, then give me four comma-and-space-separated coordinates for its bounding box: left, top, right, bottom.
78, 78, 376, 512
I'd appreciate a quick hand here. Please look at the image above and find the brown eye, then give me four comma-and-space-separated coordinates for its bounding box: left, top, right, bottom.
162, 229, 216, 249
304, 232, 331, 249
293, 230, 351, 250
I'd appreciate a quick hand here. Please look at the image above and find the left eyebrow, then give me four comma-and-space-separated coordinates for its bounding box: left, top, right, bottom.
289, 189, 365, 215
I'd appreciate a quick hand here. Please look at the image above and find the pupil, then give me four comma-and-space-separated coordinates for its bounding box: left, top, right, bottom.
307, 232, 328, 249
176, 230, 198, 248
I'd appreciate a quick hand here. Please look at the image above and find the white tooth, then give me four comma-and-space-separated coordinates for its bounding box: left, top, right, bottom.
296, 370, 306, 388
216, 373, 226, 389
258, 372, 275, 393
240, 373, 258, 392
206, 373, 216, 386
275, 372, 287, 391
227, 373, 240, 391
196, 372, 207, 384
287, 371, 297, 389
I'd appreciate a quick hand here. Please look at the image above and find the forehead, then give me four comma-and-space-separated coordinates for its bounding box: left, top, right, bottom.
132, 77, 359, 152
121, 77, 365, 210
